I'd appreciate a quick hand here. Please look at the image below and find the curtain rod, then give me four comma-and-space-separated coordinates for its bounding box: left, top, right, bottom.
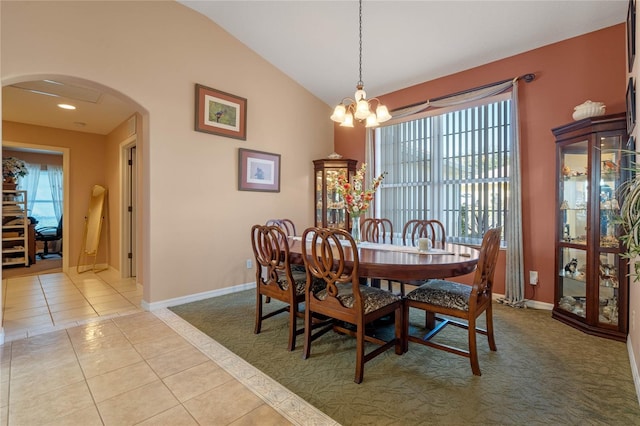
392, 73, 536, 112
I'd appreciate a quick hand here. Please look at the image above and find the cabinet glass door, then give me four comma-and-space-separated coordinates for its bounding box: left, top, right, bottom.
559, 141, 588, 245
558, 140, 588, 316
315, 167, 347, 229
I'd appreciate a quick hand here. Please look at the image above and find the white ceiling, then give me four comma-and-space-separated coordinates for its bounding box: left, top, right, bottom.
1, 0, 628, 135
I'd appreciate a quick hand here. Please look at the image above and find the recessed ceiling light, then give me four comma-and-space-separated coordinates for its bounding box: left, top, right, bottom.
57, 103, 76, 110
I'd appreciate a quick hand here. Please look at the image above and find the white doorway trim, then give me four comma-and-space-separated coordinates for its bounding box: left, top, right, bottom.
119, 134, 137, 279
1, 140, 70, 273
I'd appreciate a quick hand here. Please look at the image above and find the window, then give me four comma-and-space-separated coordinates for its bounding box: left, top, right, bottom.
30, 169, 58, 228
375, 97, 510, 245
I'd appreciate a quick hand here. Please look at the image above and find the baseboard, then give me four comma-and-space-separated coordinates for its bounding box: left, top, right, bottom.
141, 282, 256, 311
492, 292, 553, 310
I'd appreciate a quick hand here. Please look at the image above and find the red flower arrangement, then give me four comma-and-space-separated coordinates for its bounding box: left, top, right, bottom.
336, 163, 385, 216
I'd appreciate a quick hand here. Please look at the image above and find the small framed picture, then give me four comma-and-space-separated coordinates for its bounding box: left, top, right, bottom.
238, 148, 280, 192
628, 0, 636, 73
627, 77, 636, 134
195, 84, 247, 140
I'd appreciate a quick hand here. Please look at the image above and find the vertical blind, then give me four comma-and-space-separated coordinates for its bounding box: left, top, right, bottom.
376, 97, 511, 245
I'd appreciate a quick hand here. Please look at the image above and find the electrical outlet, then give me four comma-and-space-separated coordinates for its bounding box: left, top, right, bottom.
246, 259, 253, 269
529, 271, 539, 285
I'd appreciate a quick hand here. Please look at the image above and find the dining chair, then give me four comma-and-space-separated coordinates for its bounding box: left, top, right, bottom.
360, 218, 394, 290
251, 224, 325, 351
301, 227, 403, 384
395, 219, 448, 295
266, 218, 297, 237
360, 218, 393, 244
402, 219, 446, 249
402, 227, 502, 376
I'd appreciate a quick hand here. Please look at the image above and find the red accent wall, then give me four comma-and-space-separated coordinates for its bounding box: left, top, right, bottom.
334, 24, 626, 304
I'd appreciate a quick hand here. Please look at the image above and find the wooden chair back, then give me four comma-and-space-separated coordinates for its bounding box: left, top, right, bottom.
361, 218, 393, 244
402, 219, 446, 249
265, 218, 297, 237
301, 227, 362, 317
470, 227, 502, 303
251, 224, 294, 296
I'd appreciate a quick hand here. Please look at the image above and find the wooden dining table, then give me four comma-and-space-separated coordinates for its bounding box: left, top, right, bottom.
287, 237, 480, 282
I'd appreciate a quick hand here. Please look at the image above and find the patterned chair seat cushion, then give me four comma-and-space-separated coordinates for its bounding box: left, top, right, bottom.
316, 284, 401, 314
276, 269, 325, 295
405, 279, 471, 311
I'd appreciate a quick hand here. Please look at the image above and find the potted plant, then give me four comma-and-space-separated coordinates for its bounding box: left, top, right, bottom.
617, 156, 640, 281
2, 157, 28, 190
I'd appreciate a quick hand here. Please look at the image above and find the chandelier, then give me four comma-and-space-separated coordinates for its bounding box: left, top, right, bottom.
330, 0, 391, 128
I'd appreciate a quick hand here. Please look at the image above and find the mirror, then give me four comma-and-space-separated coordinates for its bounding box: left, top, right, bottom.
77, 184, 107, 273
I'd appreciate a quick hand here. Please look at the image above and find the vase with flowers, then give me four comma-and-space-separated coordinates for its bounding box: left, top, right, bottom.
336, 163, 385, 243
2, 157, 28, 189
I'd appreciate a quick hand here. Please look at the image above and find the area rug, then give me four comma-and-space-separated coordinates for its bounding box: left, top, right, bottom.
169, 290, 640, 425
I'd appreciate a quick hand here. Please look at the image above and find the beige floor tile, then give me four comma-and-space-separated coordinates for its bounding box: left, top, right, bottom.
9, 329, 71, 355
66, 321, 123, 345
87, 360, 159, 402
229, 404, 293, 426
112, 312, 161, 331
136, 405, 198, 426
83, 293, 128, 305
9, 358, 85, 403
91, 298, 137, 314
0, 404, 7, 426
10, 346, 77, 380
77, 345, 144, 378
44, 292, 87, 305
2, 315, 53, 334
97, 380, 179, 426
134, 333, 193, 359
41, 405, 103, 426
72, 331, 131, 356
79, 288, 118, 299
97, 306, 141, 317
4, 294, 47, 312
3, 287, 43, 299
146, 345, 210, 378
2, 305, 50, 320
47, 298, 92, 313
162, 360, 234, 402
51, 306, 98, 323
0, 377, 8, 410
8, 381, 95, 426
122, 321, 176, 345
183, 380, 265, 425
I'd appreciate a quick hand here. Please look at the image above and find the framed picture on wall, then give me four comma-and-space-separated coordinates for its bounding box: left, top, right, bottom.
628, 0, 636, 72
195, 84, 247, 140
238, 148, 280, 192
627, 77, 636, 134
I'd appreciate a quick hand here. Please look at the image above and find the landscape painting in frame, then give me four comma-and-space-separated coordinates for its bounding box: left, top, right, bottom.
238, 148, 280, 192
195, 84, 247, 140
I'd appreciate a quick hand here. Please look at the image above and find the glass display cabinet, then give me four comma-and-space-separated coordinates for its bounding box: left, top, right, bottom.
313, 158, 358, 230
552, 113, 629, 341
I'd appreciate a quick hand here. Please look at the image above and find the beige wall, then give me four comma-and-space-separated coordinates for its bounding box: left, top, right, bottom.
1, 1, 334, 303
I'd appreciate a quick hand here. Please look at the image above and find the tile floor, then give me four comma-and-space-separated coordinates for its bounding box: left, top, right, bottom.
1, 270, 336, 425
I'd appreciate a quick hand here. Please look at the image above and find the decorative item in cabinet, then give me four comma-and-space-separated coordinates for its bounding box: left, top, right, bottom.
552, 113, 629, 341
313, 157, 358, 230
2, 189, 29, 267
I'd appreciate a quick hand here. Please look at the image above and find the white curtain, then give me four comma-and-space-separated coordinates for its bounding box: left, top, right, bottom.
366, 77, 526, 307
47, 165, 63, 222
17, 163, 41, 217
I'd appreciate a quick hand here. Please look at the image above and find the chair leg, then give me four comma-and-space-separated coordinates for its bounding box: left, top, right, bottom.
287, 299, 297, 351
355, 321, 365, 384
254, 292, 263, 335
302, 306, 312, 360
402, 302, 410, 353
394, 305, 403, 355
486, 304, 497, 351
468, 316, 481, 376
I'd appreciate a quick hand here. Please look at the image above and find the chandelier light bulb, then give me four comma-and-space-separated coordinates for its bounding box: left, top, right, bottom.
340, 112, 354, 127
331, 104, 347, 122
365, 113, 379, 128
376, 105, 391, 122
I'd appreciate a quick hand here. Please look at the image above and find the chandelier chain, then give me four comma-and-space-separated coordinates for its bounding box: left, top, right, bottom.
358, 0, 363, 87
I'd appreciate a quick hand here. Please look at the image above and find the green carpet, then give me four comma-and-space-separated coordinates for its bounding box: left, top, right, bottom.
169, 290, 640, 425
